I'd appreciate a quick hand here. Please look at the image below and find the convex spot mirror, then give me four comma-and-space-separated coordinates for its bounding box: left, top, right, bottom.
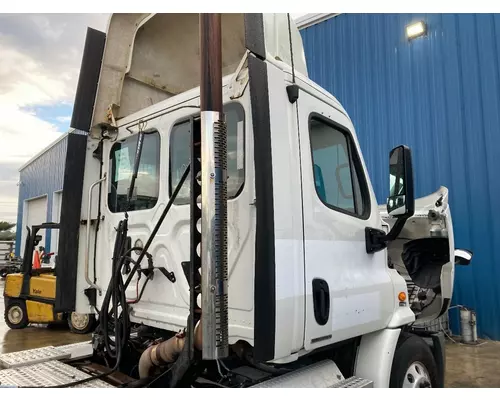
387, 145, 415, 218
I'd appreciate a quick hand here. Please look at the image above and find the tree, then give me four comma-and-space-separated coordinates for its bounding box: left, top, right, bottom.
0, 221, 16, 241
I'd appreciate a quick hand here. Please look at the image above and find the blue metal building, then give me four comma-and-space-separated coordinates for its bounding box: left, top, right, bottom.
300, 13, 500, 340
15, 133, 68, 257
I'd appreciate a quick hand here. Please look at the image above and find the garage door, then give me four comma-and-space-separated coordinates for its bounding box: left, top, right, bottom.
21, 196, 48, 256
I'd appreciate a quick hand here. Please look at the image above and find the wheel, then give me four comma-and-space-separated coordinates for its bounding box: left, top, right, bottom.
4, 299, 29, 329
389, 332, 438, 388
68, 312, 96, 334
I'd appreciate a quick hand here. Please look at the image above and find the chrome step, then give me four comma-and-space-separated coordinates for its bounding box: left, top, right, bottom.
251, 360, 345, 388
0, 360, 112, 388
330, 376, 374, 388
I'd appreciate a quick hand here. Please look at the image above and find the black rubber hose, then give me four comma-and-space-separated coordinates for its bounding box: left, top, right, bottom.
23, 166, 191, 388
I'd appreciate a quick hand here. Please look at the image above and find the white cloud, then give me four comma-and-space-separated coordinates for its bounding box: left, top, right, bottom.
0, 97, 63, 221
0, 33, 80, 106
56, 116, 72, 123
0, 101, 62, 163
0, 14, 108, 222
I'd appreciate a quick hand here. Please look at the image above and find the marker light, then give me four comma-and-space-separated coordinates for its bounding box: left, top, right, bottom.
406, 21, 427, 40
398, 292, 407, 302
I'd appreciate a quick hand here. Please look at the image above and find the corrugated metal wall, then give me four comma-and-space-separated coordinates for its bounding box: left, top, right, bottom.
301, 14, 500, 340
15, 135, 68, 255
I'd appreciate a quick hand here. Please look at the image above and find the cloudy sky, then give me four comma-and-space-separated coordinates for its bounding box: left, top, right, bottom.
0, 13, 308, 224
0, 14, 108, 222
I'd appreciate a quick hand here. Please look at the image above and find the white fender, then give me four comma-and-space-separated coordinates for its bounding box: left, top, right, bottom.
354, 328, 401, 388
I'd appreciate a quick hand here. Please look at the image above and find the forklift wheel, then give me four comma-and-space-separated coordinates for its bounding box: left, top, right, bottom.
4, 299, 29, 329
68, 312, 96, 334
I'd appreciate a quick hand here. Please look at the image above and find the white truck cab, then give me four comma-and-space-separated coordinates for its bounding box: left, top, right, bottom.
1, 13, 471, 389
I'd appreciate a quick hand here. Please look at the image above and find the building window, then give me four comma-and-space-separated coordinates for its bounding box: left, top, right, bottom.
108, 131, 160, 213
170, 103, 245, 205
309, 116, 367, 217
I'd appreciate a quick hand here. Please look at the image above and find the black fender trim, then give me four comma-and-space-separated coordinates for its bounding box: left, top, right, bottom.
438, 297, 451, 318
248, 54, 275, 362
430, 331, 446, 388
410, 329, 446, 388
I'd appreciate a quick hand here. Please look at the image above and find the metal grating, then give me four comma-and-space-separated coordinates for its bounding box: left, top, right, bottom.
0, 346, 70, 369
0, 360, 113, 388
330, 376, 374, 388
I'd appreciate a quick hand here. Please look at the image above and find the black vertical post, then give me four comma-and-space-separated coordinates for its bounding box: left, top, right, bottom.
71, 28, 106, 132
55, 27, 106, 312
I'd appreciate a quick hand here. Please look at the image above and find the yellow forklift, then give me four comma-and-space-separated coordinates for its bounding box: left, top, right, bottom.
3, 222, 95, 334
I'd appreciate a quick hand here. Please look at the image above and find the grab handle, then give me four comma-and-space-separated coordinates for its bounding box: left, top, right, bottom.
85, 173, 107, 293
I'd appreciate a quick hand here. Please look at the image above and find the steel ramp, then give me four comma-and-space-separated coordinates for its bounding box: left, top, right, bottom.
0, 341, 92, 369
0, 360, 113, 387
0, 346, 70, 369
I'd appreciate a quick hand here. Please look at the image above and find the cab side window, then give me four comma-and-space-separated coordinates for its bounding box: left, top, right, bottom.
169, 103, 245, 205
108, 131, 160, 213
309, 116, 368, 218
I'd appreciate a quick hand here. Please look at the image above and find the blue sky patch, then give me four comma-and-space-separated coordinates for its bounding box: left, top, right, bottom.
22, 102, 73, 132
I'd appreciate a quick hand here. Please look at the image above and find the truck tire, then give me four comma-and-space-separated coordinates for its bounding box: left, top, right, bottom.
68, 312, 96, 334
4, 299, 29, 329
389, 332, 439, 388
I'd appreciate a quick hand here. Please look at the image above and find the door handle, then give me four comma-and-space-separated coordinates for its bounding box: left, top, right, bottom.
312, 278, 330, 326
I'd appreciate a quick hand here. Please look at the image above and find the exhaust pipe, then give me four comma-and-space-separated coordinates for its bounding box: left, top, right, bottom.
139, 13, 229, 379
199, 13, 229, 360
138, 322, 203, 378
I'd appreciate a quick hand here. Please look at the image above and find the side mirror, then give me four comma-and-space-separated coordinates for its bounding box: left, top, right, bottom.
455, 249, 473, 265
387, 145, 415, 218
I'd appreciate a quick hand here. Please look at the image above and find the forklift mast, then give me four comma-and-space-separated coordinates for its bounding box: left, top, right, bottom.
21, 222, 60, 275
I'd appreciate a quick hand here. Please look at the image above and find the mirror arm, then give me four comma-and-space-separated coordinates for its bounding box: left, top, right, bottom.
385, 216, 409, 242
365, 216, 409, 254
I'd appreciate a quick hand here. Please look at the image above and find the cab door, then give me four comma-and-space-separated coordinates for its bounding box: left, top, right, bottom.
297, 87, 395, 351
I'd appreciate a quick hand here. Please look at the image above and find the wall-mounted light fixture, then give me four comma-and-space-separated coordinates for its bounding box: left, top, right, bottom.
406, 21, 427, 40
